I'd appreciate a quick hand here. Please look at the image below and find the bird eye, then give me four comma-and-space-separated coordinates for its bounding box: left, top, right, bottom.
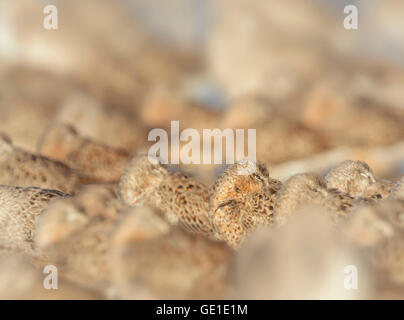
252, 173, 263, 182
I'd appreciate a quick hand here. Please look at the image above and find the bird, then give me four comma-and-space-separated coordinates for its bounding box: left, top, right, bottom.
0, 134, 97, 194
274, 173, 354, 226
390, 177, 404, 200
325, 160, 394, 200
209, 159, 282, 248
35, 184, 125, 249
220, 96, 331, 164
119, 154, 217, 239
341, 175, 404, 289
54, 93, 147, 151
34, 184, 127, 295
110, 205, 232, 299
233, 209, 374, 299
38, 123, 131, 183
343, 197, 404, 288
0, 185, 70, 254
301, 80, 404, 147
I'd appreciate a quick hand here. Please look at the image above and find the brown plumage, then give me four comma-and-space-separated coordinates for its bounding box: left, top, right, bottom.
119, 154, 217, 239
0, 185, 70, 253
0, 135, 97, 194
274, 173, 327, 226
325, 160, 394, 200
38, 123, 131, 183
274, 173, 355, 226
209, 160, 282, 248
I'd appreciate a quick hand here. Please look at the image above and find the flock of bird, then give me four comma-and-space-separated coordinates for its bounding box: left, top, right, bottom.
1, 0, 404, 300
0, 124, 404, 298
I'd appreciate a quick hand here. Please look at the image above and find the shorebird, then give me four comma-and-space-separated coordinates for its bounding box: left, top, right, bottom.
0, 134, 96, 194
274, 173, 354, 226
344, 197, 404, 286
38, 123, 131, 183
54, 93, 146, 151
325, 160, 394, 200
234, 210, 374, 299
119, 154, 217, 239
209, 160, 282, 248
0, 185, 70, 253
110, 205, 232, 299
220, 96, 330, 164
35, 185, 126, 294
390, 177, 404, 200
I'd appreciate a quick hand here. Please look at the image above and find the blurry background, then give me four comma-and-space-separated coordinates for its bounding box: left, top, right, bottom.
0, 0, 403, 184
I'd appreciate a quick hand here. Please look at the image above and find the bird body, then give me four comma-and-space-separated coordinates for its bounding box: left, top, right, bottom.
0, 135, 95, 194
34, 185, 126, 294
344, 198, 404, 287
119, 154, 217, 239
274, 173, 356, 226
111, 205, 232, 299
390, 177, 404, 200
210, 160, 281, 248
325, 160, 393, 200
0, 185, 69, 253
38, 124, 131, 183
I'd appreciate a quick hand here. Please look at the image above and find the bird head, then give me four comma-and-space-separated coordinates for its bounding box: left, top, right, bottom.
325, 160, 378, 197
118, 154, 168, 206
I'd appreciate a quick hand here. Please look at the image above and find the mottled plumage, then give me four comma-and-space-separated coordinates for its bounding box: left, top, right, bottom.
325, 160, 394, 200
0, 185, 70, 253
0, 135, 96, 194
274, 173, 355, 226
119, 154, 217, 239
209, 160, 282, 248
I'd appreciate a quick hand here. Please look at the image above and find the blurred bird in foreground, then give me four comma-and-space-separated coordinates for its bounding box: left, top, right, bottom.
110, 205, 232, 299
234, 209, 374, 299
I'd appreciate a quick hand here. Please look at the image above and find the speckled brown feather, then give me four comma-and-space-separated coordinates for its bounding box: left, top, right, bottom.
119, 154, 217, 239
0, 185, 70, 253
210, 160, 281, 248
0, 136, 97, 194
325, 160, 393, 200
